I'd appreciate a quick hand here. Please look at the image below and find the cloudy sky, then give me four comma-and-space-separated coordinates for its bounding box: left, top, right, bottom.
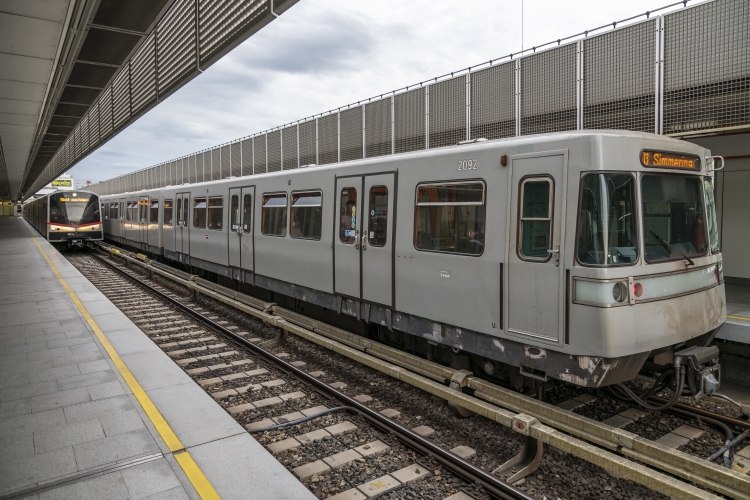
69, 0, 688, 185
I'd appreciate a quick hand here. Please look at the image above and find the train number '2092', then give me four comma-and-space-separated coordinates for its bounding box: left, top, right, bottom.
457, 159, 478, 171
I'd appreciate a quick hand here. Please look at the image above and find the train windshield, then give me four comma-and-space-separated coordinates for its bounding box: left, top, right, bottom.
577, 173, 638, 265
49, 193, 100, 225
642, 174, 707, 262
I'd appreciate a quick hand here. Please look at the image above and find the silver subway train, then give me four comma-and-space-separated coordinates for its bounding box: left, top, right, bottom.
99, 130, 726, 401
24, 190, 103, 247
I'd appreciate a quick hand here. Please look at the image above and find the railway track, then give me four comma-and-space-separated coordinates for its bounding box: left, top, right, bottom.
65, 244, 750, 499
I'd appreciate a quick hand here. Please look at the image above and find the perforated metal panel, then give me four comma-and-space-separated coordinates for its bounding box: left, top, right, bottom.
99, 87, 113, 138
521, 43, 577, 135
112, 68, 131, 130
365, 98, 391, 158
282, 125, 298, 169
267, 130, 281, 172
470, 62, 516, 140
230, 141, 241, 176
663, 0, 750, 134
130, 33, 156, 114
429, 76, 466, 148
157, 0, 197, 93
88, 101, 99, 148
339, 107, 363, 162
254, 135, 267, 174
298, 120, 316, 166
241, 139, 252, 175
210, 147, 220, 180
584, 20, 656, 132
220, 145, 230, 178
199, 0, 268, 62
318, 114, 338, 165
79, 114, 90, 157
395, 88, 425, 153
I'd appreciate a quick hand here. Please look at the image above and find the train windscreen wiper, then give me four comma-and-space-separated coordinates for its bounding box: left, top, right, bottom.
649, 230, 694, 266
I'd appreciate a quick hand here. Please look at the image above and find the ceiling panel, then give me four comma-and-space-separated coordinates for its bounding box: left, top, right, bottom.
0, 13, 62, 60
1, 0, 70, 23
67, 62, 119, 87
0, 53, 53, 84
93, 0, 171, 32
0, 80, 47, 102
77, 28, 142, 65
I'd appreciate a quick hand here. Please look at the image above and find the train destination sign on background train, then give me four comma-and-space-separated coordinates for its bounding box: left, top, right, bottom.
640, 150, 701, 170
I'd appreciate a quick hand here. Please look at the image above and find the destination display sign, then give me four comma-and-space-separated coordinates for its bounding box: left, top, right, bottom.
58, 197, 90, 203
51, 179, 73, 187
640, 150, 701, 170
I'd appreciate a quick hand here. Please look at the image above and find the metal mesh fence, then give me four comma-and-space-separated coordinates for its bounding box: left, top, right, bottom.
365, 98, 391, 158
663, 0, 750, 134
470, 62, 516, 140
340, 107, 363, 162
429, 75, 467, 148
299, 119, 316, 166
130, 33, 156, 114
220, 145, 230, 178
231, 141, 241, 176
267, 130, 282, 172
282, 125, 298, 169
254, 135, 267, 174
395, 88, 425, 153
241, 139, 253, 175
584, 20, 656, 132
157, 0, 196, 94
318, 113, 338, 165
521, 43, 578, 135
112, 69, 130, 130
209, 148, 219, 180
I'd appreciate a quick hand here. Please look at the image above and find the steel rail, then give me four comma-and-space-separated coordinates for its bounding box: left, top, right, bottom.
87, 250, 532, 500
653, 397, 750, 431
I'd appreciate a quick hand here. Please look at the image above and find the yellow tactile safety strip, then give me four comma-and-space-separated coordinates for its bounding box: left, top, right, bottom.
26, 228, 220, 500
727, 315, 750, 322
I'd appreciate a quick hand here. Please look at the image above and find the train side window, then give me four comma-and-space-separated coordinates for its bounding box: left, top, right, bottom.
230, 195, 239, 232
414, 181, 486, 255
125, 202, 132, 221
164, 199, 173, 226
208, 197, 223, 230
339, 188, 357, 243
242, 194, 252, 231
368, 186, 388, 247
150, 200, 159, 223
291, 191, 322, 240
177, 199, 183, 224
261, 194, 287, 236
193, 198, 207, 228
518, 177, 553, 260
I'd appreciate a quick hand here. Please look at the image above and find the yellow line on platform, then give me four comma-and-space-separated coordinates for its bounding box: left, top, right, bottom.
26, 227, 220, 500
727, 315, 750, 322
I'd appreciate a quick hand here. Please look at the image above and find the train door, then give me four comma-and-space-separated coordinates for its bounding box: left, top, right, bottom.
334, 173, 396, 307
228, 186, 254, 274
138, 196, 149, 251
506, 152, 567, 343
175, 192, 190, 263
118, 198, 125, 242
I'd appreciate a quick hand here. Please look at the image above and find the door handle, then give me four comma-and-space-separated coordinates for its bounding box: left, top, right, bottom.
548, 245, 560, 266
362, 234, 367, 250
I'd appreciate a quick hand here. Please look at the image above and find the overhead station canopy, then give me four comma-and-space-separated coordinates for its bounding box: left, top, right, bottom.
0, 0, 298, 202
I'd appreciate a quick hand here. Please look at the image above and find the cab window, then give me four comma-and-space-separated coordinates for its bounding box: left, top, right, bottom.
518, 177, 552, 260
261, 194, 287, 236
291, 191, 322, 240
193, 198, 207, 229
415, 181, 485, 255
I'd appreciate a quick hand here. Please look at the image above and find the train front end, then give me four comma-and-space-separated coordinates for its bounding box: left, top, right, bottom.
569, 135, 726, 408
48, 191, 103, 246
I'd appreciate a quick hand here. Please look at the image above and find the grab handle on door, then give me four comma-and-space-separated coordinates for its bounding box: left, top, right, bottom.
362, 234, 367, 251
548, 245, 560, 266
355, 230, 360, 249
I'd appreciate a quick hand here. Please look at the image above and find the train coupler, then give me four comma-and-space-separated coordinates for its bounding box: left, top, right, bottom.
674, 345, 721, 400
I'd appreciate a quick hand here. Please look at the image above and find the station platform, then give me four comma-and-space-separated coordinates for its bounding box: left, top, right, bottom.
719, 283, 750, 343
0, 217, 314, 500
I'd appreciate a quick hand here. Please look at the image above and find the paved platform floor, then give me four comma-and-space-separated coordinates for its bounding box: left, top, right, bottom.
0, 217, 313, 500
719, 283, 750, 343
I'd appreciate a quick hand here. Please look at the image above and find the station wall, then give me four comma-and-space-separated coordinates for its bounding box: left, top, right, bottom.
688, 132, 750, 282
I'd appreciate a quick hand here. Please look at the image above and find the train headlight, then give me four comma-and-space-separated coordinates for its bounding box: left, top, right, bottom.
612, 282, 628, 303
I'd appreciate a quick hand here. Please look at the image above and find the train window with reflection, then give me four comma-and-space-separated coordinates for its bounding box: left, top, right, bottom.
339, 188, 357, 243
518, 178, 553, 260
149, 200, 159, 224
704, 179, 719, 254
368, 187, 388, 247
577, 173, 638, 266
164, 199, 173, 226
125, 202, 133, 221
243, 195, 252, 232
208, 197, 223, 230
193, 198, 207, 229
261, 194, 287, 236
414, 181, 485, 255
642, 174, 707, 263
291, 191, 322, 240
230, 195, 239, 232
